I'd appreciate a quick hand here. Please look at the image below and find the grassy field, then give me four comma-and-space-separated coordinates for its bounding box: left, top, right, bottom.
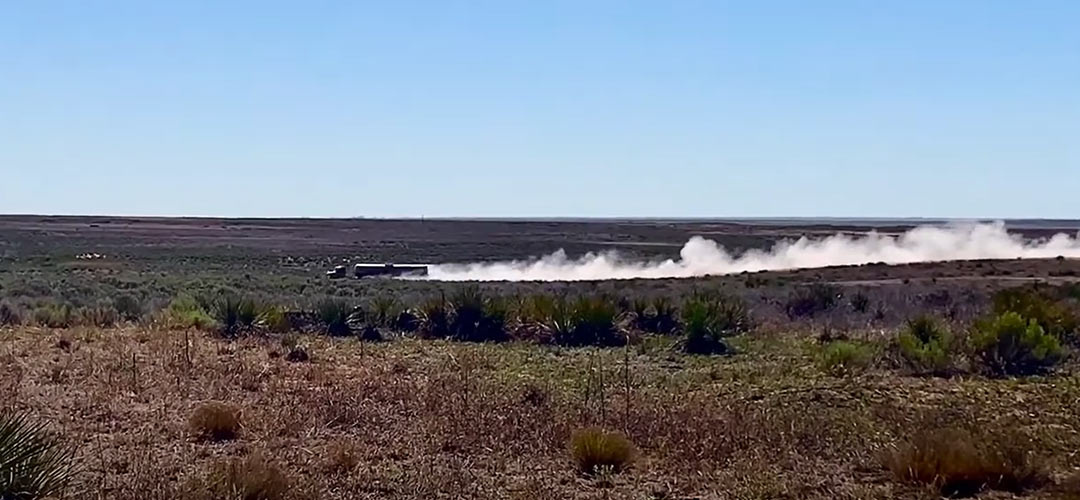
3, 217, 1080, 499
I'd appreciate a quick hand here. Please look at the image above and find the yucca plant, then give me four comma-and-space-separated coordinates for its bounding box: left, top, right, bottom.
316, 299, 353, 337
0, 412, 78, 500
368, 296, 401, 328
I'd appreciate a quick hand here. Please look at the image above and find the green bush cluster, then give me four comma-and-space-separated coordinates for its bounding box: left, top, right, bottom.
971, 312, 1062, 377
897, 315, 955, 376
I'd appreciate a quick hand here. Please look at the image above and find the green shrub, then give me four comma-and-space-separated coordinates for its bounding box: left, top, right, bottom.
0, 302, 24, 326
680, 292, 749, 355
882, 428, 1049, 497
78, 304, 119, 328
113, 294, 144, 322
419, 297, 450, 338
164, 295, 216, 330
971, 312, 1062, 376
569, 427, 636, 476
0, 411, 78, 499
368, 296, 401, 328
257, 305, 290, 333
897, 316, 955, 376
785, 283, 841, 319
32, 304, 75, 329
821, 340, 874, 375
553, 296, 623, 347
447, 286, 508, 342
991, 286, 1077, 340
316, 299, 353, 337
633, 297, 679, 334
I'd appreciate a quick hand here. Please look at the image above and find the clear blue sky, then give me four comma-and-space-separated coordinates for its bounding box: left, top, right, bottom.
1, 1, 1077, 218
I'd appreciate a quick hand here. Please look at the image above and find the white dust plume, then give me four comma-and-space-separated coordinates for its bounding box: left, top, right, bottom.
420, 222, 1080, 282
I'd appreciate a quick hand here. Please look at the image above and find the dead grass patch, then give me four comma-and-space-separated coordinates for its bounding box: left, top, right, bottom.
882, 428, 1050, 497
189, 401, 241, 442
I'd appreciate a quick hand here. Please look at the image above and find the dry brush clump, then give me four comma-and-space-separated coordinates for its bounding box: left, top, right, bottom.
882, 428, 1050, 498
189, 401, 242, 442
184, 452, 291, 500
569, 427, 636, 476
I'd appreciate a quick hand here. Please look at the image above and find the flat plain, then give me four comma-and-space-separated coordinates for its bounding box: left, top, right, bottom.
2, 216, 1080, 500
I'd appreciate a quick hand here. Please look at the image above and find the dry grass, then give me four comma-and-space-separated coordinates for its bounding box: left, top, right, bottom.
186, 451, 291, 500
569, 427, 636, 476
0, 325, 1077, 499
189, 401, 242, 442
882, 428, 1050, 497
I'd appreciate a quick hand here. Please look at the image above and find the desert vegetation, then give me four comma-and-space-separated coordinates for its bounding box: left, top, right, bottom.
3, 219, 1080, 498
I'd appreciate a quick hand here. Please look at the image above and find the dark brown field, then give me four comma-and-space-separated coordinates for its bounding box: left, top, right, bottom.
2, 216, 1080, 499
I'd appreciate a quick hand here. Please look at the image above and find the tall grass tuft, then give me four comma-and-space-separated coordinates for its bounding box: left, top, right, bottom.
0, 411, 78, 500
569, 427, 636, 476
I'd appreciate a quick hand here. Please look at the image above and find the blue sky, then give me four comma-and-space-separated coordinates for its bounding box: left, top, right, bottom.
1, 1, 1077, 218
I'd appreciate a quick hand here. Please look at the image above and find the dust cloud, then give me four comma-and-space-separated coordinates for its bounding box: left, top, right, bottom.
421, 222, 1080, 282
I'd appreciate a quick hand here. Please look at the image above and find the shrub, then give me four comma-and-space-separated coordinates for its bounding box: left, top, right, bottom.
971, 312, 1062, 376
368, 296, 401, 328
850, 292, 871, 314
0, 302, 24, 326
569, 427, 636, 476
213, 295, 251, 336
680, 292, 749, 355
393, 310, 420, 332
821, 340, 874, 375
882, 428, 1049, 497
991, 286, 1077, 340
785, 283, 841, 319
897, 316, 955, 376
78, 304, 119, 328
448, 286, 507, 342
113, 294, 144, 322
419, 297, 450, 338
257, 305, 290, 333
165, 295, 216, 330
0, 411, 78, 500
32, 304, 75, 329
633, 297, 679, 334
193, 452, 289, 500
316, 299, 352, 337
554, 296, 623, 347
188, 402, 241, 442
